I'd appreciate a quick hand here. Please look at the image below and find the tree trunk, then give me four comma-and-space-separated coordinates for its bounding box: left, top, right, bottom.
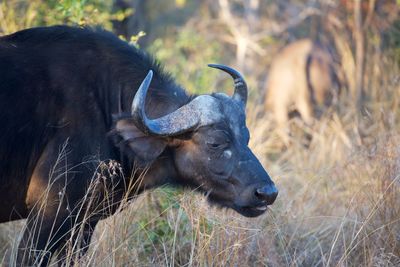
354, 0, 365, 111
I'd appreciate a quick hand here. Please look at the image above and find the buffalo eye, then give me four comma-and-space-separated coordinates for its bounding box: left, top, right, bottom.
207, 141, 228, 150
206, 130, 230, 150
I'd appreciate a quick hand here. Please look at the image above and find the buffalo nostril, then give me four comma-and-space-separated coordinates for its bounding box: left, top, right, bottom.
255, 185, 278, 205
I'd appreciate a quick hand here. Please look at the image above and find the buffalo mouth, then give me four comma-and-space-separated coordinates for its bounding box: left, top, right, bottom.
206, 194, 269, 217
232, 204, 269, 217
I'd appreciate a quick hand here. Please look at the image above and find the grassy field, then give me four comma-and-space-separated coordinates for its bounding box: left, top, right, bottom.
0, 65, 399, 266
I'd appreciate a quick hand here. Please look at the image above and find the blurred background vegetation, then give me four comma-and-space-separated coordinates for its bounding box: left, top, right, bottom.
0, 0, 399, 266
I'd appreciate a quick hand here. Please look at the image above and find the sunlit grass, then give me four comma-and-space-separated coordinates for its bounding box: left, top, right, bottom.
1, 82, 398, 265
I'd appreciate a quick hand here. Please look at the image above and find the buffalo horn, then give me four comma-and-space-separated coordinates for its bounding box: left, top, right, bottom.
131, 70, 217, 136
208, 64, 248, 105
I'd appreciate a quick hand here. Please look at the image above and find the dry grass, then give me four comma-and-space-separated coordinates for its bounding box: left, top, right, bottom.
0, 46, 399, 267
1, 98, 399, 267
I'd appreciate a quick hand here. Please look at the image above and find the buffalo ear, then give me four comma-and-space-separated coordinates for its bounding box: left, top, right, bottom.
112, 118, 167, 166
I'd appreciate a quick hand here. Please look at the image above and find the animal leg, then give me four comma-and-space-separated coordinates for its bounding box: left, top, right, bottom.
17, 137, 82, 266
17, 207, 71, 267
55, 220, 98, 266
274, 106, 291, 145
296, 98, 314, 126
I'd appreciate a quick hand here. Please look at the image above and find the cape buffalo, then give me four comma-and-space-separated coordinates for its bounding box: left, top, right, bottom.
264, 39, 340, 141
0, 26, 277, 265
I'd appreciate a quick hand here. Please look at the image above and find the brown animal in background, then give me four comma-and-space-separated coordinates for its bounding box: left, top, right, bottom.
264, 39, 339, 132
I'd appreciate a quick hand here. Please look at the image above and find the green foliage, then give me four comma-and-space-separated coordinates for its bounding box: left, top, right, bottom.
0, 0, 132, 34
149, 28, 222, 94
130, 187, 216, 260
0, 0, 41, 34
128, 31, 146, 47
44, 0, 132, 29
134, 188, 188, 256
385, 19, 400, 65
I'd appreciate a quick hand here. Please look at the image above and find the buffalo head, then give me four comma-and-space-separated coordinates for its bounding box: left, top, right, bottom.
121, 64, 278, 217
